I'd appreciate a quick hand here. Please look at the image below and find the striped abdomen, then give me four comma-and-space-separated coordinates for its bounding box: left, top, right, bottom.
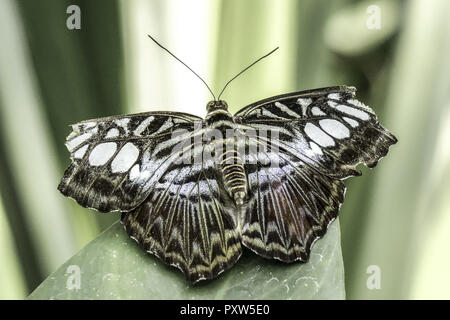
221, 141, 247, 206
205, 103, 248, 206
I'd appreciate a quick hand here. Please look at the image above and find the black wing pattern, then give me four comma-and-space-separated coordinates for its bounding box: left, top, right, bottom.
121, 155, 242, 283
58, 111, 202, 212
235, 86, 396, 261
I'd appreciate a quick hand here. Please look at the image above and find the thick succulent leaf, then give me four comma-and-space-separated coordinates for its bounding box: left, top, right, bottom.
29, 219, 345, 299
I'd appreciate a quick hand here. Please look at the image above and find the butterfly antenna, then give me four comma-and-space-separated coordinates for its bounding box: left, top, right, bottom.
217, 47, 279, 100
148, 35, 216, 101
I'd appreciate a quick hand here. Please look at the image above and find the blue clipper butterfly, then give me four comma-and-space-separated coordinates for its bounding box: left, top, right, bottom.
58, 36, 397, 283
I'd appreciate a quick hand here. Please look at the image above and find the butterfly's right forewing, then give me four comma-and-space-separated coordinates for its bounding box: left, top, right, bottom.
235, 86, 397, 179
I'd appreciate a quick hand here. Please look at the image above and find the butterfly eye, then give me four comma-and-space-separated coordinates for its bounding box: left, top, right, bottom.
219, 100, 228, 109
206, 101, 215, 111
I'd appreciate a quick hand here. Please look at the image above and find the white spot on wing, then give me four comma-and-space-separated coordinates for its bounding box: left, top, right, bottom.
328, 100, 338, 108
297, 98, 312, 106
73, 144, 88, 159
133, 116, 155, 136
89, 142, 117, 166
343, 117, 359, 128
111, 142, 140, 173
308, 141, 323, 156
311, 107, 326, 116
66, 132, 93, 151
114, 118, 131, 134
297, 98, 313, 116
347, 99, 372, 112
105, 128, 120, 139
129, 164, 140, 180
328, 102, 370, 120
304, 123, 335, 147
82, 121, 96, 129
153, 118, 174, 135
67, 130, 78, 140
328, 93, 341, 100
319, 119, 350, 139
262, 108, 282, 119
275, 102, 299, 118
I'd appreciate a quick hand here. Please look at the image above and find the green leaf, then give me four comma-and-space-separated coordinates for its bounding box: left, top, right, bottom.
29, 219, 345, 300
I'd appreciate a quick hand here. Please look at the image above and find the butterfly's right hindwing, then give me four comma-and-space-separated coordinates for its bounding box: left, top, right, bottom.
242, 143, 346, 262
58, 111, 203, 212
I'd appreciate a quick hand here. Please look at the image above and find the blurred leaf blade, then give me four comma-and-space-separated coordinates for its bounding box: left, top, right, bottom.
1, 0, 449, 300
29, 219, 345, 300
324, 0, 401, 56
0, 0, 79, 276
346, 0, 450, 299
0, 195, 27, 299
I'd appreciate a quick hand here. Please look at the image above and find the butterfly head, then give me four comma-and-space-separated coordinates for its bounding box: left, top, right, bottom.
206, 100, 228, 112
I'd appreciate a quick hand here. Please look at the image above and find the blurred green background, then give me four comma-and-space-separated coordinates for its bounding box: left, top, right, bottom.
1, 0, 449, 299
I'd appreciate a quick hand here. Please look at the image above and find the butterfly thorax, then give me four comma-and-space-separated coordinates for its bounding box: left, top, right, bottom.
205, 100, 231, 124
205, 100, 247, 207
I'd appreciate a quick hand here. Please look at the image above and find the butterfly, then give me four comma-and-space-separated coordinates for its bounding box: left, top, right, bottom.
58, 37, 397, 284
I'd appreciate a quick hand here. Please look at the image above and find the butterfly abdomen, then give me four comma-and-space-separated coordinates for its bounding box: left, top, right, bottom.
221, 141, 247, 206
205, 103, 248, 206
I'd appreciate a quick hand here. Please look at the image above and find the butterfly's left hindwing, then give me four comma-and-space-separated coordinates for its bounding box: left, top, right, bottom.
121, 160, 242, 283
58, 111, 203, 212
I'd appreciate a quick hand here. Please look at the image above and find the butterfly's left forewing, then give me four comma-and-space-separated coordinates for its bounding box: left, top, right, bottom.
58, 111, 203, 212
